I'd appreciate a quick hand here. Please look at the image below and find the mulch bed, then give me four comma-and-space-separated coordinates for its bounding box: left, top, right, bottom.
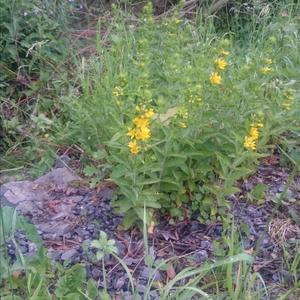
5, 153, 300, 298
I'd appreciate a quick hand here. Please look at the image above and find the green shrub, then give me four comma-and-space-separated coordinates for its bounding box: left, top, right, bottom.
59, 2, 299, 228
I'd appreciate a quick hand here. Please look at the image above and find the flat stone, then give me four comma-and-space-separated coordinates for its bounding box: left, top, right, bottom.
140, 266, 161, 281
61, 249, 78, 261
91, 267, 102, 279
0, 181, 48, 207
47, 249, 63, 260
35, 167, 80, 186
0, 168, 80, 212
114, 276, 126, 290
193, 250, 208, 263
36, 221, 72, 235
200, 240, 212, 250
54, 155, 71, 168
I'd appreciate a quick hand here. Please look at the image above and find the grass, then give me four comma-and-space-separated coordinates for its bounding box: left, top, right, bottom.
1, 0, 300, 299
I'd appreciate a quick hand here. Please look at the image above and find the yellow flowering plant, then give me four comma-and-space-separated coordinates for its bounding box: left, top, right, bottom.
65, 3, 299, 228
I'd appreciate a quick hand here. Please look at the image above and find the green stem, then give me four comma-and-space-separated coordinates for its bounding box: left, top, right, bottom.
102, 259, 107, 291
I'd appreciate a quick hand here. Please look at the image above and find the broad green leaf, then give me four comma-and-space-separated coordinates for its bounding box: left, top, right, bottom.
111, 164, 127, 178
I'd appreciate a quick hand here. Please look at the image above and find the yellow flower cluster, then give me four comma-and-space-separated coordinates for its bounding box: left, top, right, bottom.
244, 122, 263, 151
186, 84, 202, 105
210, 50, 229, 85
177, 106, 189, 128
214, 58, 228, 70
260, 66, 272, 74
260, 58, 273, 74
210, 72, 222, 85
127, 108, 155, 155
282, 90, 294, 110
220, 49, 229, 56
265, 58, 272, 65
112, 86, 123, 97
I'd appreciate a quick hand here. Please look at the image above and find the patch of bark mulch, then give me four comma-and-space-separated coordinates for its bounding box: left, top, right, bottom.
1, 153, 299, 299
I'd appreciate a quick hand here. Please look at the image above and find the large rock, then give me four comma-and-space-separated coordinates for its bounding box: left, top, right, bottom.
0, 167, 80, 212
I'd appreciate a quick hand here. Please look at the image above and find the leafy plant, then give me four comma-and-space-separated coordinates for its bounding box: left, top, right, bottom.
91, 231, 135, 297
247, 183, 267, 204
61, 2, 299, 228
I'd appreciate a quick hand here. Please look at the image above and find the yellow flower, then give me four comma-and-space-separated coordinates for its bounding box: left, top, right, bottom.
265, 58, 272, 65
127, 128, 137, 139
220, 49, 229, 56
135, 127, 151, 140
133, 116, 150, 128
244, 136, 257, 151
244, 122, 263, 151
282, 102, 291, 110
128, 140, 140, 155
180, 122, 187, 128
260, 67, 272, 74
112, 86, 123, 97
214, 58, 228, 70
249, 127, 259, 140
210, 72, 222, 85
144, 108, 155, 118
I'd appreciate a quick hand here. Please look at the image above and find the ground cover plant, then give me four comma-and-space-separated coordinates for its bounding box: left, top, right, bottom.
0, 0, 77, 173
1, 0, 299, 299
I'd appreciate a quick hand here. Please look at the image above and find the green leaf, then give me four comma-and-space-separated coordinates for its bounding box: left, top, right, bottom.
111, 164, 127, 178
122, 211, 139, 230
55, 264, 86, 298
92, 150, 107, 160
250, 183, 267, 202
83, 165, 97, 177
170, 207, 182, 218
100, 231, 108, 242
91, 240, 101, 249
87, 278, 98, 299
96, 252, 104, 260
222, 186, 240, 195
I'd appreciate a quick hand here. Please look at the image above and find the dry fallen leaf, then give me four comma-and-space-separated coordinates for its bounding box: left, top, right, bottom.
158, 107, 178, 124
166, 263, 176, 280
244, 248, 254, 255
148, 221, 155, 234
32, 183, 39, 190
12, 271, 22, 278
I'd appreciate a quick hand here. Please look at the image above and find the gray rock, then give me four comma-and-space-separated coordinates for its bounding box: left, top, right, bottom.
193, 250, 208, 263
149, 290, 160, 299
200, 240, 212, 250
91, 267, 102, 279
0, 181, 48, 207
35, 167, 80, 185
0, 167, 81, 214
47, 249, 63, 260
54, 155, 71, 168
123, 257, 140, 266
140, 266, 161, 281
115, 241, 126, 256
37, 221, 72, 235
61, 249, 78, 261
121, 291, 137, 300
114, 276, 126, 290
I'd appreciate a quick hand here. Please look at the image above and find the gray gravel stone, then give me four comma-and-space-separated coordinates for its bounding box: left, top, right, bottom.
91, 267, 102, 279
193, 250, 208, 263
140, 266, 161, 281
61, 249, 78, 261
35, 167, 80, 185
